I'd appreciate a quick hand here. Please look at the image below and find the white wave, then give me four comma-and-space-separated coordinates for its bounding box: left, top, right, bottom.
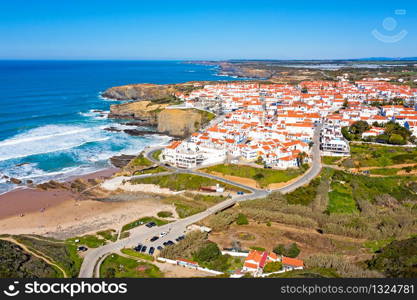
0, 124, 110, 161
79, 109, 109, 120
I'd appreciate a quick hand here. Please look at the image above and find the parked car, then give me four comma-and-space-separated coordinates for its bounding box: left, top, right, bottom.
77, 246, 88, 252
134, 244, 143, 252
175, 235, 185, 242
146, 222, 157, 228
157, 246, 163, 251
150, 236, 159, 242
149, 247, 155, 255
159, 231, 167, 237
141, 246, 147, 253
237, 191, 245, 195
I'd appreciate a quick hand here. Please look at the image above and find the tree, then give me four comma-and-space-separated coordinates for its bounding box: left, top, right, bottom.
297, 152, 307, 167
236, 213, 249, 225
193, 242, 221, 263
389, 133, 405, 145
263, 261, 283, 273
273, 244, 286, 255
286, 243, 301, 258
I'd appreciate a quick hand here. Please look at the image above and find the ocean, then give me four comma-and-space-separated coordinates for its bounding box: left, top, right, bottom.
0, 60, 236, 194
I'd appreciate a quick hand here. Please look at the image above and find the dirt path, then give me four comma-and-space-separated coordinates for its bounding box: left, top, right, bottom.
349, 162, 417, 172
0, 237, 69, 278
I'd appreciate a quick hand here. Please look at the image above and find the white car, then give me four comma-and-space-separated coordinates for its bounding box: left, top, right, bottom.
159, 232, 167, 237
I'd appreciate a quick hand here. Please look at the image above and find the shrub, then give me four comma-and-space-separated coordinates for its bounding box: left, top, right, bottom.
236, 213, 249, 225
263, 261, 283, 273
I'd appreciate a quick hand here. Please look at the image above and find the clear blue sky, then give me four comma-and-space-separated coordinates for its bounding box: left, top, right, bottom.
0, 0, 416, 60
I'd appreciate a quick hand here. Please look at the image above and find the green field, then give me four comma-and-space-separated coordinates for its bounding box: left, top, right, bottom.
322, 156, 342, 165
100, 254, 163, 278
121, 216, 169, 232
163, 193, 226, 218
327, 181, 359, 214
96, 229, 117, 242
67, 235, 107, 248
202, 164, 305, 188
151, 149, 162, 161
130, 173, 248, 192
120, 248, 154, 261
347, 144, 417, 168
368, 168, 400, 176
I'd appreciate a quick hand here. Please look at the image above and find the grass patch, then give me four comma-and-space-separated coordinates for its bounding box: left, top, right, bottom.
129, 154, 153, 167
130, 173, 248, 192
151, 149, 162, 161
100, 254, 163, 278
96, 229, 117, 242
121, 248, 154, 261
67, 235, 106, 248
368, 168, 400, 176
327, 181, 358, 214
322, 156, 341, 165
202, 164, 305, 188
122, 216, 169, 232
349, 144, 417, 168
163, 194, 226, 218
364, 238, 395, 253
157, 211, 173, 218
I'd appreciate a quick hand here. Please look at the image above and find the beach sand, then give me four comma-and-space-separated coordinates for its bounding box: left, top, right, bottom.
0, 168, 175, 239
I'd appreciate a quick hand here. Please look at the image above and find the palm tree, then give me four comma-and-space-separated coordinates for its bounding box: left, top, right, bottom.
297, 152, 307, 168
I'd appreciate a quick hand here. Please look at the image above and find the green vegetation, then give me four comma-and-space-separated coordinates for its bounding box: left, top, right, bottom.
122, 216, 169, 232
322, 156, 341, 165
285, 177, 321, 206
342, 121, 414, 145
129, 153, 153, 167
67, 235, 106, 248
151, 149, 162, 161
273, 243, 300, 258
130, 173, 247, 192
96, 229, 117, 242
236, 213, 249, 225
263, 261, 283, 273
121, 248, 154, 261
203, 163, 305, 188
100, 254, 163, 278
217, 167, 417, 244
249, 246, 266, 252
163, 194, 225, 218
368, 168, 400, 176
12, 235, 83, 278
327, 181, 358, 214
157, 211, 173, 218
367, 237, 417, 278
0, 239, 60, 278
347, 144, 417, 168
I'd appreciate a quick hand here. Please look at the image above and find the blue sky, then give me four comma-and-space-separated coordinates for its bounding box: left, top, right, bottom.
0, 0, 416, 60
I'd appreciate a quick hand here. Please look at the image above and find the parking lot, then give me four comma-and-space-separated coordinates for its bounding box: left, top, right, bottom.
132, 221, 187, 256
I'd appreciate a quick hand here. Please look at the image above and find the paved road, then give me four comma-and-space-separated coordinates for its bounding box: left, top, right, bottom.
79, 124, 322, 278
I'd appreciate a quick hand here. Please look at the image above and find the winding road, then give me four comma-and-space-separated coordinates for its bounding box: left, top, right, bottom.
78, 124, 322, 278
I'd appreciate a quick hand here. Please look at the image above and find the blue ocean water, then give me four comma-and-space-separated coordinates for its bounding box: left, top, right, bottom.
0, 60, 235, 194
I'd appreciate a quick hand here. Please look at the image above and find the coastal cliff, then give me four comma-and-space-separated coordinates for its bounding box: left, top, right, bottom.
109, 100, 214, 138
105, 82, 214, 138
102, 83, 176, 101
157, 109, 202, 137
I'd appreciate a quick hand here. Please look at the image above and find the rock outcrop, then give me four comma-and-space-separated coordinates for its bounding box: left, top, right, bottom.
102, 83, 177, 101
108, 101, 168, 124
157, 109, 202, 137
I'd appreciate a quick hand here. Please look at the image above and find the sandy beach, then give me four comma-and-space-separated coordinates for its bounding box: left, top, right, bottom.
0, 167, 176, 239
